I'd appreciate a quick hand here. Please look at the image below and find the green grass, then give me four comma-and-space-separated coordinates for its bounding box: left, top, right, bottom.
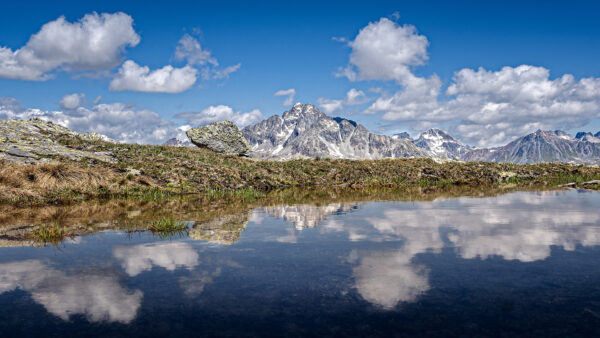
148, 217, 188, 233
30, 224, 69, 244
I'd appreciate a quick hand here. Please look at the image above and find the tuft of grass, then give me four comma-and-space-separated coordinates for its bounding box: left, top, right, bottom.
148, 217, 187, 233
30, 224, 69, 244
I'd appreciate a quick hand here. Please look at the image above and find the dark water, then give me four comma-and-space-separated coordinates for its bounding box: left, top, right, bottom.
1, 190, 600, 337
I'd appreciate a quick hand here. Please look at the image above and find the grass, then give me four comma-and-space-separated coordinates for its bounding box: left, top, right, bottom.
29, 224, 70, 245
148, 217, 188, 233
0, 134, 599, 205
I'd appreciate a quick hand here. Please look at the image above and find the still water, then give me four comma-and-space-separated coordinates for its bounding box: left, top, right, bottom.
1, 189, 600, 336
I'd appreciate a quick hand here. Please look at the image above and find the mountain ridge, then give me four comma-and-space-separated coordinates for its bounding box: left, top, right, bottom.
169, 102, 600, 164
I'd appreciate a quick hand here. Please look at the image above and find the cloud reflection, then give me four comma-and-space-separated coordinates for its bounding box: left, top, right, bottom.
113, 242, 199, 276
0, 260, 142, 323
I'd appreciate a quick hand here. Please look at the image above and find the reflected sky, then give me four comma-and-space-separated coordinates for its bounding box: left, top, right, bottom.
1, 189, 600, 336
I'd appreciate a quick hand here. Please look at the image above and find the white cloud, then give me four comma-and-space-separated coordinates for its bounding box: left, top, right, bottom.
317, 88, 368, 114
59, 93, 85, 110
338, 18, 429, 84
339, 17, 600, 147
0, 12, 139, 80
109, 60, 198, 93
176, 105, 264, 127
174, 33, 218, 66
274, 88, 296, 106
0, 260, 142, 323
366, 65, 600, 147
0, 97, 178, 144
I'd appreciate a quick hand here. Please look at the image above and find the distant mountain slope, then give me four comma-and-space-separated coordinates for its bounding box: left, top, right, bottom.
414, 128, 470, 159
463, 130, 600, 164
242, 103, 426, 160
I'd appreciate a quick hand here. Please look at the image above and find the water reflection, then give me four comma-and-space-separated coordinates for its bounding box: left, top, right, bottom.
261, 190, 600, 308
113, 242, 199, 276
0, 189, 599, 335
0, 260, 142, 323
349, 250, 430, 309
263, 204, 358, 230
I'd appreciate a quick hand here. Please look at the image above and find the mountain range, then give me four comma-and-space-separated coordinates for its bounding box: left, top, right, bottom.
241, 103, 426, 160
167, 103, 600, 164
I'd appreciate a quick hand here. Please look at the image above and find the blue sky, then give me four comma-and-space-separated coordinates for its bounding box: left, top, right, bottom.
1, 0, 600, 146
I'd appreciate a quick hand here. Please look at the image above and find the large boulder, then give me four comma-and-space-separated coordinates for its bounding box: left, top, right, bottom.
186, 121, 250, 156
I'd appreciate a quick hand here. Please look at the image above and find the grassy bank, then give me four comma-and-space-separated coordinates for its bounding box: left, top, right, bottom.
1, 135, 599, 205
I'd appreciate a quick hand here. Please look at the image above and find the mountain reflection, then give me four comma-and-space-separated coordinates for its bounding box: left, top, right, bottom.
262, 204, 357, 230
0, 260, 142, 323
263, 190, 600, 308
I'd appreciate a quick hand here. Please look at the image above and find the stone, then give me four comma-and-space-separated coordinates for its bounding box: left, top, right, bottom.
0, 119, 116, 164
186, 121, 250, 156
6, 148, 38, 159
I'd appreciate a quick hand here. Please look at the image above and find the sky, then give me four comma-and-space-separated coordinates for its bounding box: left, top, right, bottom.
1, 0, 600, 146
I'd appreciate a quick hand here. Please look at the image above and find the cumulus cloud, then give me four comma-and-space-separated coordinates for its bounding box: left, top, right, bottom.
175, 33, 218, 66
59, 93, 86, 110
0, 97, 177, 144
176, 105, 264, 127
0, 260, 142, 323
109, 60, 198, 93
337, 18, 429, 83
0, 12, 139, 80
365, 65, 600, 146
274, 88, 296, 106
317, 88, 368, 114
340, 17, 600, 147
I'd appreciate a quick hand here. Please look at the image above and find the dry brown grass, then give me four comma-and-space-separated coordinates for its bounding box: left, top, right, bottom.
2, 135, 600, 205
0, 160, 154, 203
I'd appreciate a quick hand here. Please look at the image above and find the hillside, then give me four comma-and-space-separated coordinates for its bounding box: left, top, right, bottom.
1, 119, 599, 205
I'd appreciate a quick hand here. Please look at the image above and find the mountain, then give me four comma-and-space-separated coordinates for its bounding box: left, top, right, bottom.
463, 130, 600, 164
391, 132, 411, 140
575, 132, 600, 143
414, 128, 470, 159
164, 136, 193, 147
241, 103, 426, 160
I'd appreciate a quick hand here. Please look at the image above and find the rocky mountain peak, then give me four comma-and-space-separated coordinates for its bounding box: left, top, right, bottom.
391, 132, 411, 140
282, 103, 326, 121
414, 128, 468, 159
241, 103, 426, 160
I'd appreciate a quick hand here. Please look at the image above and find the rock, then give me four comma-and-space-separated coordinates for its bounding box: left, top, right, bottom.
186, 121, 250, 156
0, 119, 116, 164
6, 148, 38, 159
582, 180, 600, 185
559, 182, 576, 187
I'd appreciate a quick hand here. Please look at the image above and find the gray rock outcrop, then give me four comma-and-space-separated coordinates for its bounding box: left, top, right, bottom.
186, 121, 250, 156
0, 118, 115, 164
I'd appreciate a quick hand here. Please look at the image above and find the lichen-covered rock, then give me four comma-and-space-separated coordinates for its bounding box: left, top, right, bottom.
0, 118, 116, 164
186, 121, 250, 156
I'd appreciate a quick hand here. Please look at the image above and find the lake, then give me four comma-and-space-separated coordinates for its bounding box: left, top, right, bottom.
1, 189, 600, 336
